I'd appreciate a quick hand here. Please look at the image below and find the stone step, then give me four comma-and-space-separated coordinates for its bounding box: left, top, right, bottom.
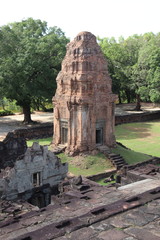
112, 160, 126, 165
113, 162, 125, 167
111, 156, 124, 160
109, 153, 121, 157
111, 157, 125, 161
108, 153, 128, 170
98, 147, 127, 169
52, 144, 67, 154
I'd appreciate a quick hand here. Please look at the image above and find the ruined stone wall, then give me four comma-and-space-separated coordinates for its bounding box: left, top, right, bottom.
0, 124, 53, 170
115, 111, 160, 125
0, 132, 27, 169
126, 157, 160, 170
0, 142, 68, 200
87, 169, 116, 181
9, 124, 53, 140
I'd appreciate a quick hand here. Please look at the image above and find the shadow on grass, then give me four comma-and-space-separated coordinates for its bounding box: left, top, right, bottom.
115, 122, 153, 140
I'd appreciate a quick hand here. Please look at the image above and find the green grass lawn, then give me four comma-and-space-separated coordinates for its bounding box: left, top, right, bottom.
115, 120, 160, 157
58, 153, 113, 176
27, 137, 52, 147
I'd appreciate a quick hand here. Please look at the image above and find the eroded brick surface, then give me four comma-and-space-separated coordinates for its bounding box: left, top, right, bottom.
53, 31, 117, 154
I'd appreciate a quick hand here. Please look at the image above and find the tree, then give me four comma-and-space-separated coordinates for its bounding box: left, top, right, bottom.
99, 32, 160, 108
138, 33, 160, 103
99, 36, 140, 104
130, 33, 160, 108
99, 37, 126, 103
0, 18, 69, 123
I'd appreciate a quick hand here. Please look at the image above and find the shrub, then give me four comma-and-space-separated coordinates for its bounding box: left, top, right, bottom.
0, 110, 14, 116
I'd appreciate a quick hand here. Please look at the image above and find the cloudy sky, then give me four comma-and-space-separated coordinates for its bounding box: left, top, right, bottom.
1, 0, 160, 40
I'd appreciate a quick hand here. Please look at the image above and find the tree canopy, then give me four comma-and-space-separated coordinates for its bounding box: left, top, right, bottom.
99, 32, 160, 109
0, 18, 69, 122
1, 19, 160, 118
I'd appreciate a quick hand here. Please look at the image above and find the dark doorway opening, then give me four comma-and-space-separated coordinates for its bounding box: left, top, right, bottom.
61, 127, 68, 144
96, 128, 103, 145
28, 191, 51, 208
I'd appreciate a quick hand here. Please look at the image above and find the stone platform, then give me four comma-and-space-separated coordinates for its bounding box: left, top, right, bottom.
0, 177, 160, 240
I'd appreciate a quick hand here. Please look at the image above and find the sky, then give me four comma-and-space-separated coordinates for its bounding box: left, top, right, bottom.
1, 0, 160, 40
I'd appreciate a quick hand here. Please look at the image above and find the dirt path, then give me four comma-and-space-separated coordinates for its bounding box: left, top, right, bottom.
0, 112, 53, 141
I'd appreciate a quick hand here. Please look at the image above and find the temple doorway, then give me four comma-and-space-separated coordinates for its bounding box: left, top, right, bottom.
96, 128, 103, 145
61, 127, 68, 144
60, 120, 68, 144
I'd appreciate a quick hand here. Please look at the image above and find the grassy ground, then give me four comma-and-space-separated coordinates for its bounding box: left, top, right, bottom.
96, 178, 115, 186
27, 137, 52, 147
58, 153, 113, 176
111, 144, 151, 165
115, 120, 160, 157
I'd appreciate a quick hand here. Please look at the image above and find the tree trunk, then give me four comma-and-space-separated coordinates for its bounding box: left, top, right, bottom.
125, 89, 131, 103
135, 94, 141, 111
22, 104, 32, 123
118, 93, 122, 104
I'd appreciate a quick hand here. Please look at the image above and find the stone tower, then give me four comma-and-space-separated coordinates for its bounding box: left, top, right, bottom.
53, 31, 117, 154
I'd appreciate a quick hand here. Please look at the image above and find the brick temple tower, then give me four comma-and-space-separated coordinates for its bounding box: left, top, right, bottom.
52, 32, 117, 154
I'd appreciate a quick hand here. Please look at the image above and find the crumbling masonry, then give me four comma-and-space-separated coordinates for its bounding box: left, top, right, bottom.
53, 31, 117, 154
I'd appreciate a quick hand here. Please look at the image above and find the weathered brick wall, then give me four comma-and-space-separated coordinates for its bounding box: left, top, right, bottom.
126, 157, 160, 170
13, 123, 53, 140
87, 170, 116, 181
115, 111, 160, 125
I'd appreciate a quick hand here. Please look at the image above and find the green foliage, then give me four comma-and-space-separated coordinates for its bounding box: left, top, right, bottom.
0, 98, 21, 112
0, 18, 69, 122
0, 109, 14, 116
149, 89, 160, 103
99, 32, 160, 106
